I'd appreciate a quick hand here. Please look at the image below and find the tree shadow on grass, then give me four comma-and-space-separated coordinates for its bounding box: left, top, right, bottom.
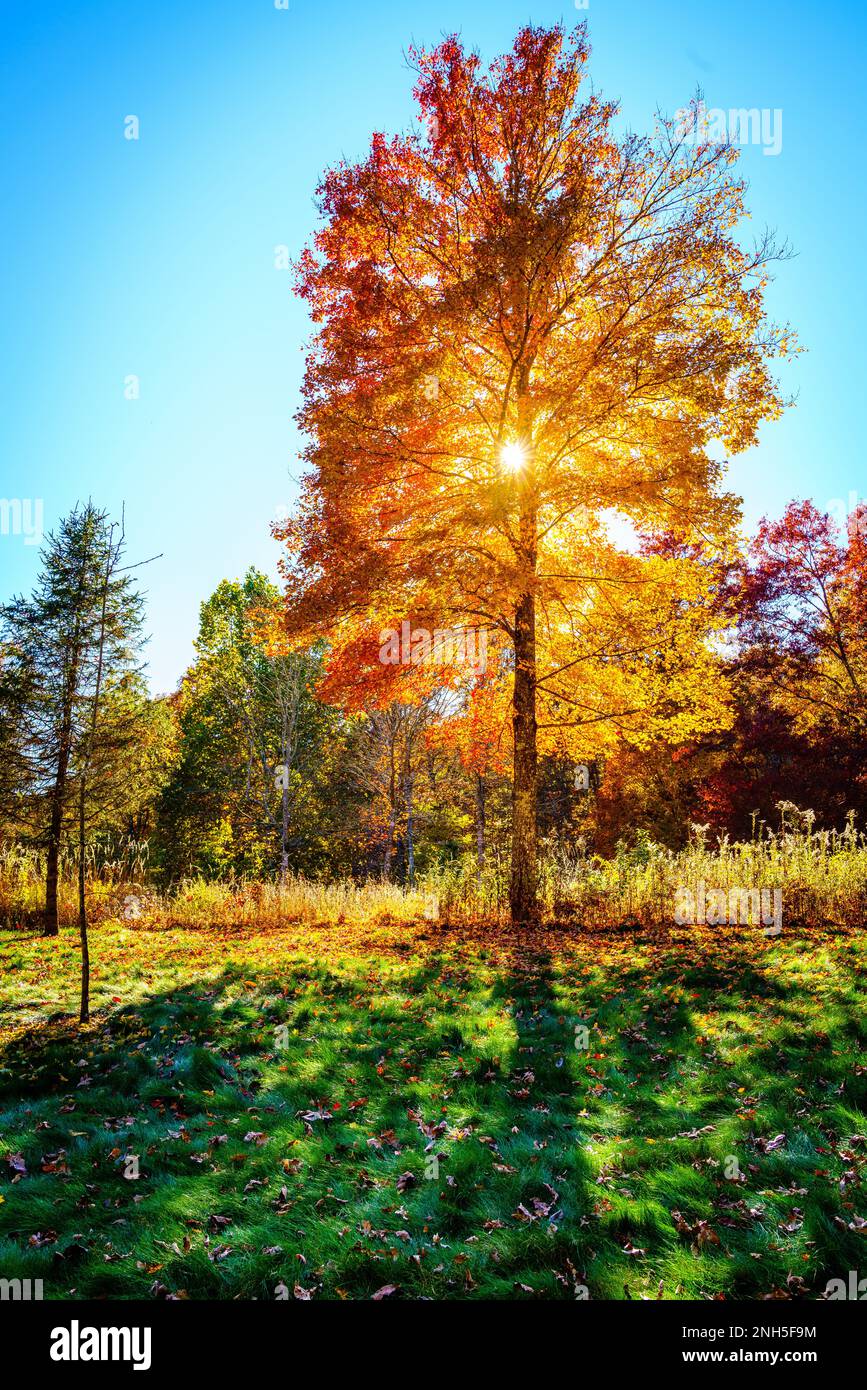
0, 924, 863, 1301
518, 924, 867, 1300
0, 946, 587, 1300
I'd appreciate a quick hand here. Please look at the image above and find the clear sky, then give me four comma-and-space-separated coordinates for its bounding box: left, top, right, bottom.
1, 0, 864, 694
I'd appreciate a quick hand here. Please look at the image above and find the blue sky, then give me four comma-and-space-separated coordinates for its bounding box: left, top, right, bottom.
1, 0, 864, 693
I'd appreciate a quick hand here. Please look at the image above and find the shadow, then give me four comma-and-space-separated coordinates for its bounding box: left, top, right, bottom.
0, 919, 863, 1301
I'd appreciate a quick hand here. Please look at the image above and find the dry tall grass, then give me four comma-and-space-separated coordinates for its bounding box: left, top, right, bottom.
2, 804, 866, 930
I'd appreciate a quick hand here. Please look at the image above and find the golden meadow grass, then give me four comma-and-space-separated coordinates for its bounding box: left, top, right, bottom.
3, 806, 866, 933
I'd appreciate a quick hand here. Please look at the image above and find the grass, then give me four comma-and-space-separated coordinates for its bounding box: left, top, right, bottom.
1, 913, 866, 1300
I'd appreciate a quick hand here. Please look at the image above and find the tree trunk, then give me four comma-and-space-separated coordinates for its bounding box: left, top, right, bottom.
277, 682, 297, 888
383, 742, 397, 880
510, 588, 538, 924
509, 359, 538, 926
44, 557, 87, 938
44, 795, 63, 937
383, 808, 396, 879
78, 779, 90, 1023
474, 771, 486, 890
280, 775, 289, 888
77, 521, 116, 1022
44, 710, 75, 936
404, 770, 415, 889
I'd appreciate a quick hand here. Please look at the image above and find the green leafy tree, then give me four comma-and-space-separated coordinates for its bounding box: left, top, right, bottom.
155, 571, 348, 880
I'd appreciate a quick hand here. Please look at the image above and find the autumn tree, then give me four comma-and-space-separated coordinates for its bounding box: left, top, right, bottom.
692, 499, 867, 833
279, 23, 790, 922
606, 502, 867, 841
735, 500, 866, 734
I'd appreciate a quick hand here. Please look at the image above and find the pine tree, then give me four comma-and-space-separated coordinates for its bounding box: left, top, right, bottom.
1, 503, 146, 937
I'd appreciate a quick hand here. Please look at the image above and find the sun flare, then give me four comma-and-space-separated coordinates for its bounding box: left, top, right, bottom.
500, 441, 526, 472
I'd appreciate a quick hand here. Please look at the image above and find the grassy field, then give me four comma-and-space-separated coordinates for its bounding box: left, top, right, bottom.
1, 915, 866, 1301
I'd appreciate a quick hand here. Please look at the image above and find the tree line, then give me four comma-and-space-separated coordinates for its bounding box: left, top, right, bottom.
1, 496, 865, 945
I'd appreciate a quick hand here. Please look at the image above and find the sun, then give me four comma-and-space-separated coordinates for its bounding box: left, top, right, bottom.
500, 441, 526, 472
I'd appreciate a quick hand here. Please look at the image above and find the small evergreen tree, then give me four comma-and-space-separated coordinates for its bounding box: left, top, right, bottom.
1, 503, 147, 938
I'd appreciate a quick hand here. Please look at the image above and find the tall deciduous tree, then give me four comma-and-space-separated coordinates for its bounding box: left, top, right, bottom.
279, 23, 791, 922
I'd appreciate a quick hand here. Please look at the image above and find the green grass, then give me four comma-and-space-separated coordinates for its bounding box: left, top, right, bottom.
1, 917, 866, 1300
